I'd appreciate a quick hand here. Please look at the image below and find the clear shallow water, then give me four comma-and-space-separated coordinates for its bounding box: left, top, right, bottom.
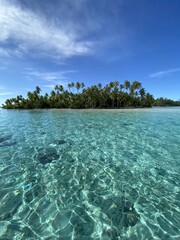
0, 107, 180, 240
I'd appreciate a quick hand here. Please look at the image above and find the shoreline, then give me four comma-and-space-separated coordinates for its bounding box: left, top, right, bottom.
1, 106, 180, 112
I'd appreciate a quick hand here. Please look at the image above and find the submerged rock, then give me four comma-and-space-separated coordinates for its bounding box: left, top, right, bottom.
60, 153, 75, 163
0, 134, 12, 143
56, 139, 66, 145
0, 134, 16, 148
123, 123, 133, 126
126, 211, 139, 227
37, 147, 59, 164
99, 196, 139, 229
41, 131, 46, 135
0, 141, 16, 148
154, 167, 166, 176
123, 201, 134, 212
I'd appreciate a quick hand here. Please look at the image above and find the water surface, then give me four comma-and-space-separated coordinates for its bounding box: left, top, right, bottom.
0, 107, 180, 239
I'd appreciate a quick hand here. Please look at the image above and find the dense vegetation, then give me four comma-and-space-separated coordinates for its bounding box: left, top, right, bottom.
2, 80, 180, 109
153, 97, 180, 107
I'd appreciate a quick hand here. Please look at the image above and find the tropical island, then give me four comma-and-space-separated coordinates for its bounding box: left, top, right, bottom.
2, 80, 180, 109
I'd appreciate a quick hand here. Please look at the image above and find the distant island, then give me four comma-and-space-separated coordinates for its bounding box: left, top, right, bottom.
2, 80, 180, 109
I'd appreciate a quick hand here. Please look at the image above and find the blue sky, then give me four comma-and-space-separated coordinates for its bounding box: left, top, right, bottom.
0, 0, 180, 105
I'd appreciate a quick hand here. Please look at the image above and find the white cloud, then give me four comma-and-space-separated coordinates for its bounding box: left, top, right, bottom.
43, 84, 57, 89
24, 68, 76, 83
150, 68, 180, 78
0, 0, 93, 59
0, 92, 13, 96
0, 47, 22, 57
0, 48, 10, 57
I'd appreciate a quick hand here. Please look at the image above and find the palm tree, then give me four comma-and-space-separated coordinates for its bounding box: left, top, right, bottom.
130, 81, 142, 96
144, 93, 154, 107
50, 90, 56, 98
112, 81, 119, 107
124, 80, 131, 93
71, 82, 75, 93
54, 85, 59, 92
68, 83, 72, 93
76, 82, 81, 94
54, 85, 64, 102
103, 84, 111, 107
2, 80, 159, 109
3, 99, 12, 109
44, 93, 49, 101
59, 85, 64, 93
120, 84, 124, 92
139, 87, 146, 100
35, 86, 41, 95
97, 83, 102, 90
27, 91, 34, 102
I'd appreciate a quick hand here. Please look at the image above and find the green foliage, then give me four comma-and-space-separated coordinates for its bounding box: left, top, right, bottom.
153, 97, 180, 106
3, 80, 178, 110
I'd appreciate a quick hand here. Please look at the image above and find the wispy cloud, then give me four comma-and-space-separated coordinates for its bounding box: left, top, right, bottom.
0, 86, 13, 96
0, 48, 11, 57
150, 68, 180, 78
43, 84, 57, 89
0, 47, 22, 58
24, 68, 76, 82
0, 92, 13, 96
0, 0, 93, 60
21, 66, 76, 94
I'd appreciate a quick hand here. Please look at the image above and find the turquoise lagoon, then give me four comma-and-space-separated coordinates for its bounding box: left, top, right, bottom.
0, 107, 180, 239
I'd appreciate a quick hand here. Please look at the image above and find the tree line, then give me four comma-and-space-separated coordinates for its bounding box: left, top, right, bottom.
2, 80, 180, 109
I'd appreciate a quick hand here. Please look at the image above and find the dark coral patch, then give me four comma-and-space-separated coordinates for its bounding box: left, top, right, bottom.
0, 134, 16, 147
37, 147, 59, 164
0, 134, 12, 143
56, 139, 66, 145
